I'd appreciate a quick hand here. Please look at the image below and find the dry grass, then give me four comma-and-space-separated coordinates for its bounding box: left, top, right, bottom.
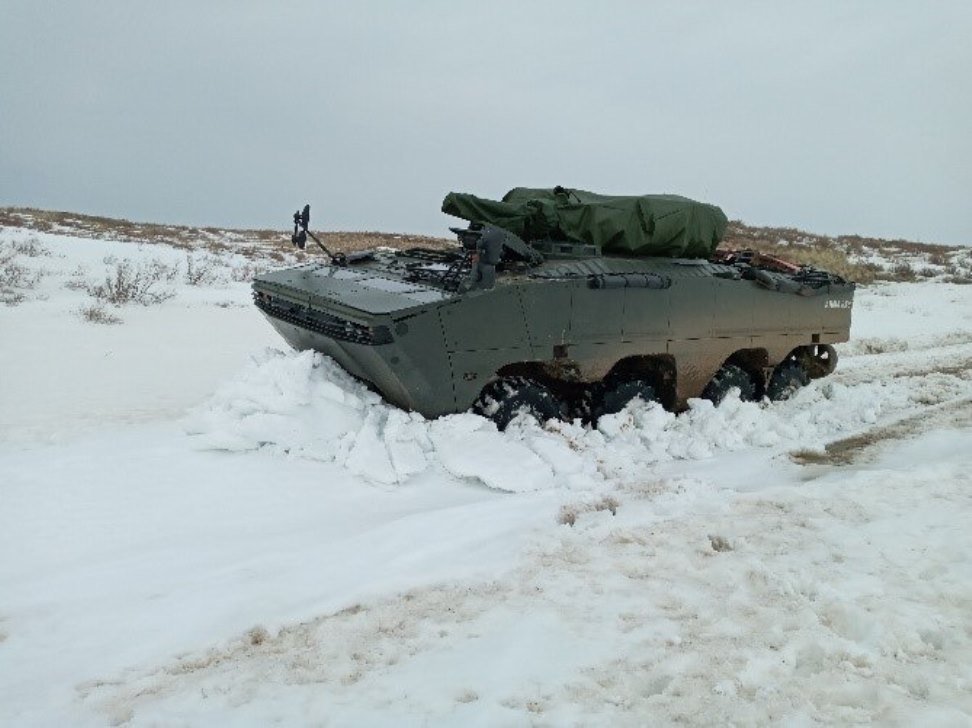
888, 262, 918, 282
722, 219, 970, 284
724, 220, 957, 256
229, 263, 262, 282
2, 206, 968, 285
10, 235, 50, 257
184, 253, 221, 286
720, 226, 876, 283
86, 259, 178, 305
0, 207, 452, 261
78, 303, 123, 325
0, 244, 44, 304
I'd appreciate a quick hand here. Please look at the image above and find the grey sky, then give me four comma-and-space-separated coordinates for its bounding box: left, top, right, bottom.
2, 1, 970, 244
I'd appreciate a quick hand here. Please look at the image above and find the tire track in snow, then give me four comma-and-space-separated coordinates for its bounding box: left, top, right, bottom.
790, 337, 972, 465
79, 457, 972, 725
791, 396, 972, 466
836, 340, 972, 385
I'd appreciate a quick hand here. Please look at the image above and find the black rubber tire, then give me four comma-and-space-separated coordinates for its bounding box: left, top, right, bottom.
472, 376, 565, 430
701, 363, 757, 405
767, 359, 810, 401
590, 379, 658, 421
570, 386, 597, 423
805, 344, 838, 379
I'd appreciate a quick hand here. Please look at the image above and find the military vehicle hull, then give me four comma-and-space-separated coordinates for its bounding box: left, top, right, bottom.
253, 251, 854, 421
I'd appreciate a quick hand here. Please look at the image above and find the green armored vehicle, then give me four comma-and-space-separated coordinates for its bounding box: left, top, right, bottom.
253, 187, 853, 428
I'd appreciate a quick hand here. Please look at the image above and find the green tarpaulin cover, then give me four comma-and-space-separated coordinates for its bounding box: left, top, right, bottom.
442, 186, 728, 258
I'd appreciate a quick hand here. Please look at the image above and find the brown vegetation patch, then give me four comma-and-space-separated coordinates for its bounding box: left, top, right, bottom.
723, 220, 957, 256
722, 219, 970, 284
86, 259, 178, 306
78, 303, 123, 325
0, 207, 452, 261
3, 207, 969, 284
721, 224, 876, 284
0, 244, 44, 304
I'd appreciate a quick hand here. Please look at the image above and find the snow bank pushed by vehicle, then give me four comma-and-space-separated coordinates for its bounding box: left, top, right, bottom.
188, 349, 424, 485
185, 349, 554, 490
187, 347, 972, 490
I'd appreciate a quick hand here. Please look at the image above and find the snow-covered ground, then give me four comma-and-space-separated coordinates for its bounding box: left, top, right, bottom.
1, 227, 971, 726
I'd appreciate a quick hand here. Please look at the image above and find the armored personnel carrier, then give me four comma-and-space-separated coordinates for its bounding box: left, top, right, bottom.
253, 188, 854, 428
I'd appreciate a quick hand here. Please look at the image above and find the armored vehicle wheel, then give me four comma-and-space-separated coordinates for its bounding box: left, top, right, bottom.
591, 379, 658, 422
473, 376, 565, 430
767, 360, 810, 401
702, 363, 757, 405
805, 344, 838, 379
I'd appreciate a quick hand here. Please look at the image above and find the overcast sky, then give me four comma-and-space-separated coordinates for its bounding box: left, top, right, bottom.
2, 1, 970, 244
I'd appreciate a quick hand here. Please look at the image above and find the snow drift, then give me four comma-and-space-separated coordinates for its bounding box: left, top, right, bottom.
186, 343, 972, 490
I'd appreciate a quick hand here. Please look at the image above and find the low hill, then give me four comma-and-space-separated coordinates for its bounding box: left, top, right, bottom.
1, 207, 969, 284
